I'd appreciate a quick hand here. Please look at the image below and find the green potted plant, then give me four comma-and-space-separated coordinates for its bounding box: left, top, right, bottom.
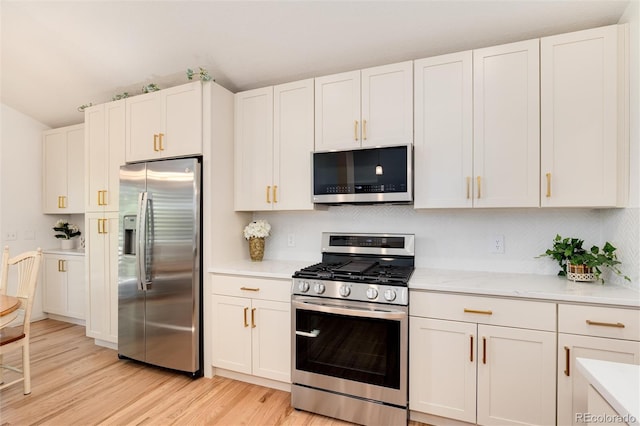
538, 234, 630, 284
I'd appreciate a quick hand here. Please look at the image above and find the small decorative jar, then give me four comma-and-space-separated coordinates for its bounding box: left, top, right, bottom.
248, 237, 265, 262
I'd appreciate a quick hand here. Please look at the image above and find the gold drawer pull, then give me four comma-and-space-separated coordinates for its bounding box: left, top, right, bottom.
354, 120, 359, 141
153, 134, 159, 151
158, 133, 165, 151
273, 185, 278, 203
469, 335, 474, 362
464, 308, 493, 315
266, 186, 271, 203
586, 320, 625, 328
482, 336, 487, 364
564, 346, 571, 376
466, 177, 471, 199
476, 176, 482, 199
251, 308, 256, 328
240, 287, 260, 292
58, 259, 66, 272
363, 119, 367, 140
243, 307, 249, 327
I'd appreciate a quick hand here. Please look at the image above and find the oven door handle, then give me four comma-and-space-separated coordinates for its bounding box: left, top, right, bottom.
292, 299, 406, 320
295, 329, 320, 338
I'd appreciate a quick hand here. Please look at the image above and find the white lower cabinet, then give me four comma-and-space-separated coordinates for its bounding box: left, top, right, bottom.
557, 304, 640, 426
409, 292, 556, 426
42, 251, 85, 321
211, 275, 290, 383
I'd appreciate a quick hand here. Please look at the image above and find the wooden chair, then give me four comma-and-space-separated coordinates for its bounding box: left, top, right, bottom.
0, 246, 42, 395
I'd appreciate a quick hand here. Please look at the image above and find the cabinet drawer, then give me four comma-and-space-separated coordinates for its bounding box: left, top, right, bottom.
559, 304, 640, 341
211, 274, 291, 303
411, 291, 556, 331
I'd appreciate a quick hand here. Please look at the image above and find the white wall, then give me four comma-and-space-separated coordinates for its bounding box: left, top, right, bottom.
0, 103, 71, 320
256, 12, 640, 290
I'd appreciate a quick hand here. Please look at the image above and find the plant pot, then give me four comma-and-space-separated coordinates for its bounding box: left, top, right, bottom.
566, 262, 596, 282
60, 239, 75, 250
248, 237, 265, 262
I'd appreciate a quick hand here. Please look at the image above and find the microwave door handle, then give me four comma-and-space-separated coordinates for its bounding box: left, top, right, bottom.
292, 299, 406, 320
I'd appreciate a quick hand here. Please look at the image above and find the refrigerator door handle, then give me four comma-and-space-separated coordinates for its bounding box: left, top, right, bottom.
136, 191, 151, 291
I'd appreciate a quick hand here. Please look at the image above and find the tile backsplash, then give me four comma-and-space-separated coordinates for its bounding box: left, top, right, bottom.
255, 206, 639, 289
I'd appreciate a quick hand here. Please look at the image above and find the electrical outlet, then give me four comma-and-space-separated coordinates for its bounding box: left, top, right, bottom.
4, 231, 17, 241
287, 234, 296, 247
490, 235, 505, 254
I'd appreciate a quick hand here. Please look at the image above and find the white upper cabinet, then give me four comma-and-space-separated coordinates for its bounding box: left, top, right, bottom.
541, 24, 628, 207
473, 39, 540, 208
84, 100, 125, 212
125, 81, 202, 162
234, 79, 314, 211
414, 51, 473, 208
43, 124, 84, 214
315, 61, 413, 150
273, 79, 314, 211
234, 86, 274, 211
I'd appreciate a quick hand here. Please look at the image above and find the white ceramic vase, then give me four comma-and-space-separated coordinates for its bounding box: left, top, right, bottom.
60, 239, 75, 250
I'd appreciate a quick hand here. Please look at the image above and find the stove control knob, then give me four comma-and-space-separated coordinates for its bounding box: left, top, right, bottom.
383, 289, 397, 302
366, 287, 378, 300
313, 283, 326, 294
297, 281, 310, 293
339, 285, 351, 297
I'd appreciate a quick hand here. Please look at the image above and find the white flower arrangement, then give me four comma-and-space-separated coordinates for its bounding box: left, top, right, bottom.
243, 220, 271, 240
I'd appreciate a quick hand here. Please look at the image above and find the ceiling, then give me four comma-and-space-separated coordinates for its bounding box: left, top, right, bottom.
0, 0, 631, 129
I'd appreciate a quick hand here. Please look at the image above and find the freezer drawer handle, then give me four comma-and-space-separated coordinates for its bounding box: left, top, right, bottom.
295, 329, 320, 338
240, 287, 260, 292
464, 308, 493, 315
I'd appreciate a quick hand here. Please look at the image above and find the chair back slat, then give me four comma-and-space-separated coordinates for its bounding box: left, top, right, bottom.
0, 246, 42, 333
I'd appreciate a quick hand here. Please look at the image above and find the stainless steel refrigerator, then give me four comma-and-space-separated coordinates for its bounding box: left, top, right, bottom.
118, 157, 202, 377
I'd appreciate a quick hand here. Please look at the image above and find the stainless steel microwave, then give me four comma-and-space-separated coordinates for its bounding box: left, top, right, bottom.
311, 144, 413, 204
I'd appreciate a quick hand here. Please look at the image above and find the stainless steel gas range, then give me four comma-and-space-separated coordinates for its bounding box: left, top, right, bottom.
291, 232, 415, 426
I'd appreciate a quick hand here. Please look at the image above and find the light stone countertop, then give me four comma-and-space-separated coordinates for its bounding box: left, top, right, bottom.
208, 261, 640, 307
410, 268, 640, 307
42, 248, 85, 256
576, 358, 640, 425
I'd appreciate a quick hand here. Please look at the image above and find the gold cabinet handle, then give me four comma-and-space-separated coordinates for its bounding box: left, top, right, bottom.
266, 186, 271, 203
240, 287, 260, 292
158, 133, 164, 151
58, 196, 67, 209
466, 177, 471, 199
482, 337, 487, 364
464, 308, 493, 315
243, 307, 249, 327
251, 308, 256, 328
470, 335, 474, 362
58, 196, 62, 208
97, 219, 103, 234
363, 119, 367, 140
354, 120, 359, 141
476, 176, 481, 199
586, 320, 625, 328
273, 185, 278, 203
153, 134, 159, 151
545, 173, 552, 198
97, 190, 107, 206
58, 259, 66, 272
97, 218, 107, 234
564, 346, 571, 376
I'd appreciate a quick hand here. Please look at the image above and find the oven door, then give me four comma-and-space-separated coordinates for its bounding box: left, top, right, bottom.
292, 296, 408, 407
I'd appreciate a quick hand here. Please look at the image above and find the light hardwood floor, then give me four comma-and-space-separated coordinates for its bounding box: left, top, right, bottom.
1, 319, 426, 426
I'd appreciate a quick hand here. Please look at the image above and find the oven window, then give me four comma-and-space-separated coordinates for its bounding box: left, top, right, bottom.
295, 309, 401, 389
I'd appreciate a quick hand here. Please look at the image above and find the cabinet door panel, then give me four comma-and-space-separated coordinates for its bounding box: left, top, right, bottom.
211, 295, 252, 374
66, 256, 85, 319
126, 92, 161, 162
414, 52, 473, 208
66, 126, 85, 213
43, 256, 67, 315
162, 82, 203, 157
106, 101, 125, 210
409, 317, 477, 423
315, 70, 361, 150
251, 299, 291, 382
541, 25, 623, 207
361, 61, 413, 147
557, 333, 640, 426
473, 39, 540, 208
43, 130, 68, 213
234, 87, 274, 211
85, 105, 107, 211
477, 325, 556, 426
273, 79, 314, 211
